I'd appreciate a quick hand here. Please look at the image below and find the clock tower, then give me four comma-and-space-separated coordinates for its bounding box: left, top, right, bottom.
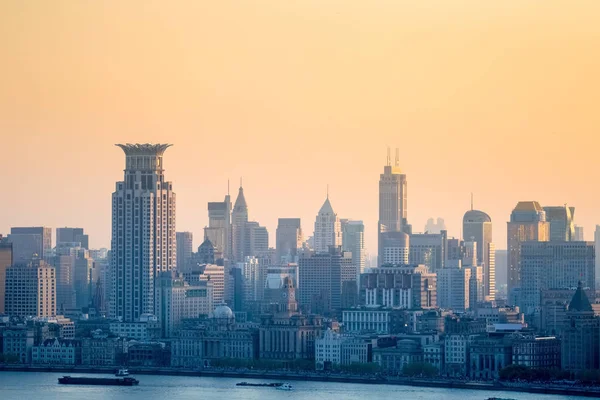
279, 276, 298, 313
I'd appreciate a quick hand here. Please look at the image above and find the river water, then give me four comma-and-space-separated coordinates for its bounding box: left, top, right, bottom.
0, 372, 582, 400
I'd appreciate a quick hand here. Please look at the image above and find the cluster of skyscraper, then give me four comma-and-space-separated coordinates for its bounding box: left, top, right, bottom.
2, 142, 600, 374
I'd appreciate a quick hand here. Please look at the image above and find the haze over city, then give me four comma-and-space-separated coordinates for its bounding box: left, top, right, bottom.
1, 1, 599, 252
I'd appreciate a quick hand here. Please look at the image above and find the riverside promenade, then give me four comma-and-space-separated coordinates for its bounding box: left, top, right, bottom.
1, 364, 599, 398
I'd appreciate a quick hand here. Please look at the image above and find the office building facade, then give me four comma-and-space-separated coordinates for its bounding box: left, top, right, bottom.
110, 143, 176, 322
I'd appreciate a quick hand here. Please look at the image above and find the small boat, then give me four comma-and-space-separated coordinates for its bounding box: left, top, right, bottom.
58, 376, 139, 386
276, 383, 293, 391
115, 369, 130, 377
237, 382, 283, 387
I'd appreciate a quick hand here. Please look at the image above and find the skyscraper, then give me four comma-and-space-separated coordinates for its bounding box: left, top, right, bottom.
5, 258, 56, 318
298, 247, 356, 314
232, 184, 249, 262
342, 220, 365, 276
574, 226, 585, 241
204, 193, 232, 261
8, 227, 52, 263
380, 231, 410, 265
378, 148, 408, 266
463, 208, 495, 300
313, 195, 342, 254
56, 227, 89, 249
520, 241, 595, 315
275, 218, 303, 263
110, 144, 176, 322
409, 231, 447, 272
0, 240, 13, 313
507, 201, 550, 302
543, 205, 575, 241
176, 232, 194, 270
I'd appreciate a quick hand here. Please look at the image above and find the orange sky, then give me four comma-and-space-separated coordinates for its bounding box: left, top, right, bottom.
1, 1, 599, 252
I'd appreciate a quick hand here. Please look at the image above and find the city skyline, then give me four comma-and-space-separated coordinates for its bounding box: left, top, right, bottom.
2, 1, 600, 254
0, 141, 597, 253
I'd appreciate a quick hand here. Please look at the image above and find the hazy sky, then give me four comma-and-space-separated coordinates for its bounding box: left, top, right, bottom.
1, 1, 599, 253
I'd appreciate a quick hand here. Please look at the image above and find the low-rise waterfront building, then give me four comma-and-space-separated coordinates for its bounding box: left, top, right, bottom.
31, 338, 81, 365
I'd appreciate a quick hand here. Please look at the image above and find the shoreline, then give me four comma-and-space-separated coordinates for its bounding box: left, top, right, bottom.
1, 365, 599, 398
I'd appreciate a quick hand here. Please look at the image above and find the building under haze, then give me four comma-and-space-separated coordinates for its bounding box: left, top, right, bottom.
110, 143, 176, 322
275, 218, 303, 263
596, 226, 600, 287
520, 241, 595, 315
543, 205, 575, 242
298, 247, 355, 314
231, 184, 249, 262
507, 201, 549, 303
0, 240, 13, 314
463, 209, 495, 300
56, 227, 89, 249
5, 258, 56, 318
8, 227, 52, 264
204, 194, 232, 261
378, 149, 409, 266
409, 231, 447, 272
176, 232, 194, 270
342, 220, 365, 277
380, 231, 410, 265
313, 195, 342, 254
574, 225, 585, 241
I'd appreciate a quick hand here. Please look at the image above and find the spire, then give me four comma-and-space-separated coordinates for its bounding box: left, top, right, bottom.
327, 184, 329, 199
240, 177, 243, 188
234, 181, 248, 211
386, 147, 391, 166
471, 193, 474, 211
395, 148, 400, 167
227, 179, 230, 196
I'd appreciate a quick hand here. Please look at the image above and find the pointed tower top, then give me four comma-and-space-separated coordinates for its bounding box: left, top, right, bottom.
386, 147, 391, 166
471, 193, 474, 211
568, 281, 593, 312
240, 177, 243, 188
234, 183, 248, 211
318, 196, 335, 215
395, 148, 400, 167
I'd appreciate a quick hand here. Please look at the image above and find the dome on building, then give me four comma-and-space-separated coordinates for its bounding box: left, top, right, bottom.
463, 210, 491, 223
212, 304, 234, 319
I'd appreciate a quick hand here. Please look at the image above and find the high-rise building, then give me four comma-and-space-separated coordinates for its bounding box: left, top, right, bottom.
543, 206, 575, 242
246, 222, 269, 257
176, 232, 193, 270
5, 258, 56, 317
425, 218, 446, 234
155, 271, 214, 338
520, 241, 595, 315
298, 247, 356, 314
204, 193, 232, 260
409, 231, 447, 272
380, 231, 410, 265
438, 261, 471, 312
463, 208, 495, 300
574, 226, 585, 241
196, 239, 216, 265
73, 248, 94, 309
231, 184, 249, 262
507, 201, 550, 302
110, 144, 176, 322
378, 149, 408, 266
56, 227, 89, 250
360, 264, 437, 309
342, 220, 365, 276
238, 256, 261, 303
313, 195, 342, 254
275, 218, 303, 263
0, 240, 13, 313
8, 227, 52, 263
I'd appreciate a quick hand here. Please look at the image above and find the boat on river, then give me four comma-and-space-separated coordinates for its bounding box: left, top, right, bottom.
58, 376, 139, 386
